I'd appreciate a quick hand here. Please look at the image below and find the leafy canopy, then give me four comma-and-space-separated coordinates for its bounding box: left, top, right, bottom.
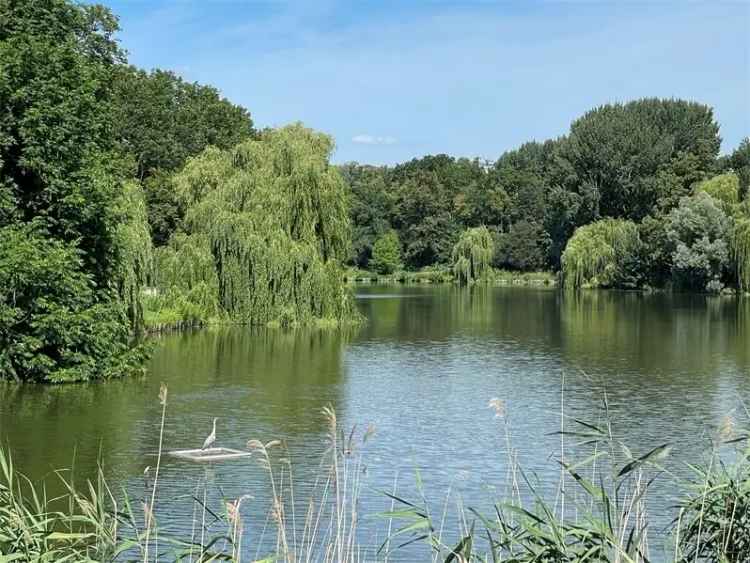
0, 0, 151, 382
370, 230, 403, 275
160, 123, 357, 326
667, 192, 731, 292
561, 219, 643, 289
451, 226, 494, 285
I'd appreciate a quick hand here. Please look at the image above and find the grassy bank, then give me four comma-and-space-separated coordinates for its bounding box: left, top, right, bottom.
344, 266, 557, 287
141, 292, 362, 333
2, 386, 747, 562
142, 269, 555, 332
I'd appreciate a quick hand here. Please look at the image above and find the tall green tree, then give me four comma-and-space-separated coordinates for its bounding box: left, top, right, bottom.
369, 230, 403, 274
112, 67, 254, 179
0, 0, 125, 284
163, 124, 356, 326
559, 99, 720, 221
111, 67, 254, 245
0, 0, 149, 382
339, 163, 392, 267
452, 226, 494, 285
494, 220, 550, 271
390, 155, 469, 268
667, 193, 731, 292
729, 137, 750, 201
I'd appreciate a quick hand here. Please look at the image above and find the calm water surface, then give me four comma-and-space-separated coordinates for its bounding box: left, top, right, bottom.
2, 286, 749, 560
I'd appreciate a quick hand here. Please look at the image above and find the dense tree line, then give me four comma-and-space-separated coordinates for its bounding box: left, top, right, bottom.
0, 0, 256, 382
111, 66, 254, 245
342, 100, 750, 293
2, 0, 748, 383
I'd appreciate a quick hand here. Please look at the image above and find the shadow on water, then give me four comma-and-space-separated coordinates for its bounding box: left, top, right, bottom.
0, 326, 351, 497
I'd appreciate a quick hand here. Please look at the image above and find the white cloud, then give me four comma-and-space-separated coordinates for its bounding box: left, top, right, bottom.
352, 134, 398, 146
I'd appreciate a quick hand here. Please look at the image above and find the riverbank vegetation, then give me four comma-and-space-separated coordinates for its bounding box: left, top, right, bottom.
343, 106, 750, 293
1, 393, 747, 562
2, 0, 749, 384
0, 1, 354, 382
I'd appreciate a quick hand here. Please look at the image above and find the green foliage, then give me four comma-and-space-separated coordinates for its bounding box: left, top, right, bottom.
112, 67, 254, 245
142, 169, 182, 246
369, 230, 403, 274
115, 181, 153, 332
561, 218, 643, 289
667, 193, 731, 292
729, 138, 750, 201
732, 217, 750, 293
639, 213, 673, 287
0, 225, 145, 382
0, 0, 149, 382
340, 99, 723, 283
112, 67, 254, 179
559, 98, 720, 221
146, 232, 222, 329
674, 453, 750, 562
694, 172, 740, 208
451, 226, 494, 285
0, 0, 124, 285
339, 163, 392, 267
390, 155, 479, 268
493, 220, 550, 271
168, 123, 357, 326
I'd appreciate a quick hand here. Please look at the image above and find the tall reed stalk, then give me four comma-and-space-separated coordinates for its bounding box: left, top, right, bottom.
1, 391, 747, 562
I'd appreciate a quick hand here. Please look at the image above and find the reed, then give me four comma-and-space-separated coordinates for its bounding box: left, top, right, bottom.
1, 390, 747, 562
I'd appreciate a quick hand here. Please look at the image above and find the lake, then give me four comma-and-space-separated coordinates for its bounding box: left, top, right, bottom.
1, 285, 749, 560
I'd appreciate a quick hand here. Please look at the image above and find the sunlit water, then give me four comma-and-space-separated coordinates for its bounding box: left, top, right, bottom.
2, 286, 749, 560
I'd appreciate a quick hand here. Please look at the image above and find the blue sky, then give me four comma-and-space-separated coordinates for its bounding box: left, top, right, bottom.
108, 0, 749, 165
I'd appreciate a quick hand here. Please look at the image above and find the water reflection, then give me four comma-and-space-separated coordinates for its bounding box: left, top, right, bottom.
0, 326, 350, 491
0, 288, 748, 560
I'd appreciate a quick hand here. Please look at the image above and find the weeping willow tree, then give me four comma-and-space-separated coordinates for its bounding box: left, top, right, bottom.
561, 218, 642, 289
451, 226, 494, 285
733, 217, 750, 293
158, 123, 356, 326
115, 180, 154, 333
147, 233, 223, 327
694, 172, 740, 209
